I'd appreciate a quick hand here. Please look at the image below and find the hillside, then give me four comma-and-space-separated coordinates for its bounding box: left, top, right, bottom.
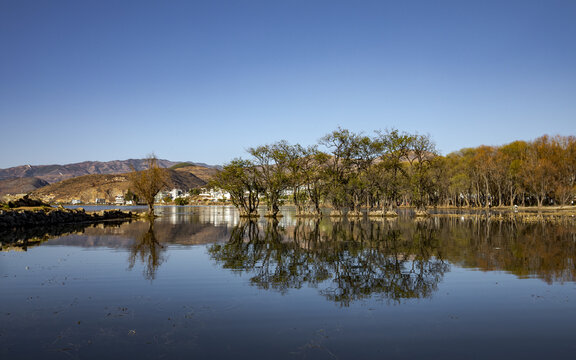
173, 164, 220, 183
29, 170, 206, 204
0, 177, 50, 196
0, 159, 216, 184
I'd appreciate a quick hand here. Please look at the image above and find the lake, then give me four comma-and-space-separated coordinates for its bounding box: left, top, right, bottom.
1, 206, 576, 359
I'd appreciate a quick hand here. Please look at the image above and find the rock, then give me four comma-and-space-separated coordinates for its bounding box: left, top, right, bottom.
0, 207, 137, 229
7, 195, 50, 208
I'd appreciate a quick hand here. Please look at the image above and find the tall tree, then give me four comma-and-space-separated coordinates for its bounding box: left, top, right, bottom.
522, 136, 559, 207
319, 128, 358, 213
406, 134, 438, 211
248, 142, 290, 217
376, 129, 412, 211
210, 159, 262, 217
129, 155, 169, 217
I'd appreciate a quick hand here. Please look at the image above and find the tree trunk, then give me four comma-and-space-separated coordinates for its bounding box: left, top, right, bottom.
147, 203, 154, 217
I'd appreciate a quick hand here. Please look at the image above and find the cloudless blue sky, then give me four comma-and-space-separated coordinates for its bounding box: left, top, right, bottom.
1, 0, 575, 168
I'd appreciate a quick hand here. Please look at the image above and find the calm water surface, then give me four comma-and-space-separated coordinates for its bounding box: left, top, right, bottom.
1, 206, 576, 359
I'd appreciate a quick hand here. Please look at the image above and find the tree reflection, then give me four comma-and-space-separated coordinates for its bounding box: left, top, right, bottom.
128, 220, 166, 280
439, 216, 576, 284
208, 218, 449, 306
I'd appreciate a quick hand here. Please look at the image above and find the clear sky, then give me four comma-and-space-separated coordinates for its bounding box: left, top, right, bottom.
1, 0, 575, 168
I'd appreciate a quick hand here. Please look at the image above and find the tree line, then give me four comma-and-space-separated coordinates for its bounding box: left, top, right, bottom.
210, 128, 575, 217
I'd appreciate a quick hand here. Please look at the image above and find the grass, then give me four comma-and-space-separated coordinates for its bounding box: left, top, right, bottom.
169, 162, 194, 170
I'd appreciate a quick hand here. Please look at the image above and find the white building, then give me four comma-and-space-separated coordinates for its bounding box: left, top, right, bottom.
169, 188, 184, 200
115, 195, 125, 205
199, 187, 231, 201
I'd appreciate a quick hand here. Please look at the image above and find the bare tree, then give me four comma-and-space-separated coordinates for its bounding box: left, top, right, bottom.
129, 155, 169, 217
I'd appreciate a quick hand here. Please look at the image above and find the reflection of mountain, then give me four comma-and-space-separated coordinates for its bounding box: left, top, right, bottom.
44, 220, 229, 248
209, 219, 449, 306
0, 220, 133, 251
0, 218, 229, 251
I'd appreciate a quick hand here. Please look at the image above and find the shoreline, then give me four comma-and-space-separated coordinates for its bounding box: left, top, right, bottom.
0, 207, 141, 230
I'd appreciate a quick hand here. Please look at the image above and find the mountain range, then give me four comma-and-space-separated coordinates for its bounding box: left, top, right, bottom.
0, 159, 220, 199
0, 159, 216, 183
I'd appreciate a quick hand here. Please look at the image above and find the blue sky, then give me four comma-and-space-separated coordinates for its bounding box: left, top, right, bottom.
1, 0, 575, 168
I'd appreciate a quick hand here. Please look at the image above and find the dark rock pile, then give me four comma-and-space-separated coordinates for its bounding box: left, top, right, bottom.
7, 195, 51, 208
0, 207, 138, 229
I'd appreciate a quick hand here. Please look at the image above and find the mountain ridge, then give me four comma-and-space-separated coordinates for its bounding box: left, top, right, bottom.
0, 159, 219, 184
28, 170, 207, 204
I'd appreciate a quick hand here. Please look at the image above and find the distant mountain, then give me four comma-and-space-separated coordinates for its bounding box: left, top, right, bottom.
29, 169, 207, 204
0, 177, 50, 196
0, 159, 218, 184
172, 164, 220, 183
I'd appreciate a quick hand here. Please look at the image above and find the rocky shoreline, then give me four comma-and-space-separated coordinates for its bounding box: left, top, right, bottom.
0, 207, 140, 229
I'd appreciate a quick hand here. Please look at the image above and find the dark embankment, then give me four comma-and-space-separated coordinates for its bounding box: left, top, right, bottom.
0, 207, 139, 230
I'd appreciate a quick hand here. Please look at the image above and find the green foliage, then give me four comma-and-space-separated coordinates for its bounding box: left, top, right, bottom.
129, 155, 169, 216
210, 158, 262, 216
189, 188, 202, 196
124, 189, 138, 202
174, 197, 189, 206
215, 129, 574, 213
169, 162, 193, 170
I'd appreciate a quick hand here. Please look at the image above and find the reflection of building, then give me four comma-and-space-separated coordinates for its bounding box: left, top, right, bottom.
197, 205, 238, 226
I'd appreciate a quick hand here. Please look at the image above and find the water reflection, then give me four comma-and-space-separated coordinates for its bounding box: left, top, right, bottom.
1, 207, 575, 288
0, 220, 134, 251
439, 216, 576, 284
128, 220, 166, 280
209, 218, 450, 306
155, 205, 240, 227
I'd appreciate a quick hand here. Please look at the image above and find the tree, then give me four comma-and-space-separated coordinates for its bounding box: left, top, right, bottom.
522, 136, 559, 207
275, 142, 308, 215
406, 134, 438, 211
375, 129, 412, 211
300, 148, 330, 216
174, 197, 189, 206
248, 142, 290, 217
210, 158, 262, 217
129, 155, 169, 217
319, 128, 359, 213
124, 189, 139, 203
